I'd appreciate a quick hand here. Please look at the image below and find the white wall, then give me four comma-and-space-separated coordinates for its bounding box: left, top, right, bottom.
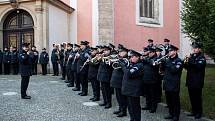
70, 0, 77, 44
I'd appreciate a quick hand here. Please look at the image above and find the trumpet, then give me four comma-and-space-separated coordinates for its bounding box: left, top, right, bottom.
153, 55, 169, 66
112, 58, 130, 69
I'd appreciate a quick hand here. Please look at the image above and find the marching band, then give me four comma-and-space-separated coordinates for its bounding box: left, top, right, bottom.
0, 39, 206, 121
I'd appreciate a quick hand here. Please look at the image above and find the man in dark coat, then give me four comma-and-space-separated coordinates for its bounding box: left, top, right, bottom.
3, 47, 11, 75
51, 44, 59, 76
121, 50, 144, 121
147, 39, 154, 48
76, 41, 91, 96
164, 38, 171, 55
39, 48, 49, 75
97, 46, 113, 109
184, 42, 206, 119
10, 47, 19, 75
163, 45, 183, 121
72, 44, 81, 91
65, 43, 74, 87
31, 46, 39, 75
59, 44, 66, 80
88, 47, 100, 101
110, 44, 128, 117
0, 49, 3, 74
142, 47, 160, 113
19, 43, 34, 99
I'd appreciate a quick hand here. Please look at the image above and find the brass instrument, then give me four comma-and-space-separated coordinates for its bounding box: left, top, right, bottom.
112, 58, 130, 69
184, 55, 189, 64
153, 54, 169, 66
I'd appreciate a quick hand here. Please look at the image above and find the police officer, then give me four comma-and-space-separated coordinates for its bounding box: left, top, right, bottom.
0, 49, 3, 74
147, 39, 154, 48
142, 47, 160, 113
59, 44, 66, 80
51, 44, 59, 76
10, 47, 19, 75
65, 43, 74, 87
39, 48, 49, 75
163, 45, 183, 121
76, 41, 91, 96
164, 38, 171, 55
111, 44, 128, 117
31, 46, 39, 75
72, 44, 81, 91
88, 47, 100, 101
3, 47, 11, 75
184, 42, 206, 119
19, 43, 34, 99
97, 46, 113, 109
121, 49, 144, 121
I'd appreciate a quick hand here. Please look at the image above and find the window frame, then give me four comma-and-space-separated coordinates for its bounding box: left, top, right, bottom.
136, 0, 163, 28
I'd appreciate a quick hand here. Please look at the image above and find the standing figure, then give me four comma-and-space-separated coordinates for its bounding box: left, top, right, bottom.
121, 50, 144, 121
39, 48, 49, 75
3, 47, 11, 75
184, 42, 206, 119
31, 46, 39, 75
51, 44, 59, 76
65, 43, 74, 87
59, 44, 66, 80
10, 47, 19, 75
163, 45, 183, 121
19, 43, 34, 99
164, 38, 171, 55
72, 44, 81, 91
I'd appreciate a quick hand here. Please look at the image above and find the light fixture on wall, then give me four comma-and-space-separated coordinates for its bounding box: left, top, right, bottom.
10, 0, 19, 9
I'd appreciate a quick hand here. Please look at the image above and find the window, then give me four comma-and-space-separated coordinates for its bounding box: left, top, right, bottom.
136, 0, 163, 27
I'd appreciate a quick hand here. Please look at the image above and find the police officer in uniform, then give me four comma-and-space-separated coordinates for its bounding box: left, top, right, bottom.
65, 43, 74, 87
10, 47, 19, 75
147, 39, 154, 48
163, 45, 183, 121
3, 47, 11, 75
97, 46, 113, 109
142, 47, 160, 113
164, 38, 171, 55
72, 44, 81, 91
59, 44, 66, 80
51, 45, 59, 76
39, 48, 49, 75
184, 42, 206, 119
88, 47, 100, 101
121, 49, 144, 121
0, 49, 3, 74
19, 43, 34, 99
31, 46, 39, 75
111, 44, 128, 117
76, 41, 91, 96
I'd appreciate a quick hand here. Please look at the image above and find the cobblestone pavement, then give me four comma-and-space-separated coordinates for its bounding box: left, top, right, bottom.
0, 75, 210, 121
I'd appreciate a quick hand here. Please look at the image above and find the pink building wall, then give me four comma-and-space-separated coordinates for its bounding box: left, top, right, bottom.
77, 0, 93, 45
114, 0, 180, 51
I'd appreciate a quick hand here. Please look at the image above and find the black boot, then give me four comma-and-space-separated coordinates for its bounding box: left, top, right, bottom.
72, 87, 80, 91
117, 110, 127, 117
113, 110, 121, 115
67, 83, 74, 87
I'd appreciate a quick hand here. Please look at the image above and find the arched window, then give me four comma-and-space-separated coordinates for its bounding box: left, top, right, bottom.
3, 9, 34, 50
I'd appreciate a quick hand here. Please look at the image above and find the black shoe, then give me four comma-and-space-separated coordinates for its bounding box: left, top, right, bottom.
92, 98, 100, 102
89, 97, 95, 100
72, 88, 80, 91
164, 115, 173, 119
99, 103, 106, 106
142, 106, 150, 110
117, 112, 127, 117
113, 110, 121, 115
194, 114, 202, 119
80, 93, 87, 96
104, 104, 112, 109
78, 92, 83, 95
64, 80, 70, 83
52, 74, 56, 76
21, 96, 31, 99
187, 112, 196, 117
67, 83, 74, 87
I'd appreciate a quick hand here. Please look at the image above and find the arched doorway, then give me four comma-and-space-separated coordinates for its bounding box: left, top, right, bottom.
3, 9, 34, 50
